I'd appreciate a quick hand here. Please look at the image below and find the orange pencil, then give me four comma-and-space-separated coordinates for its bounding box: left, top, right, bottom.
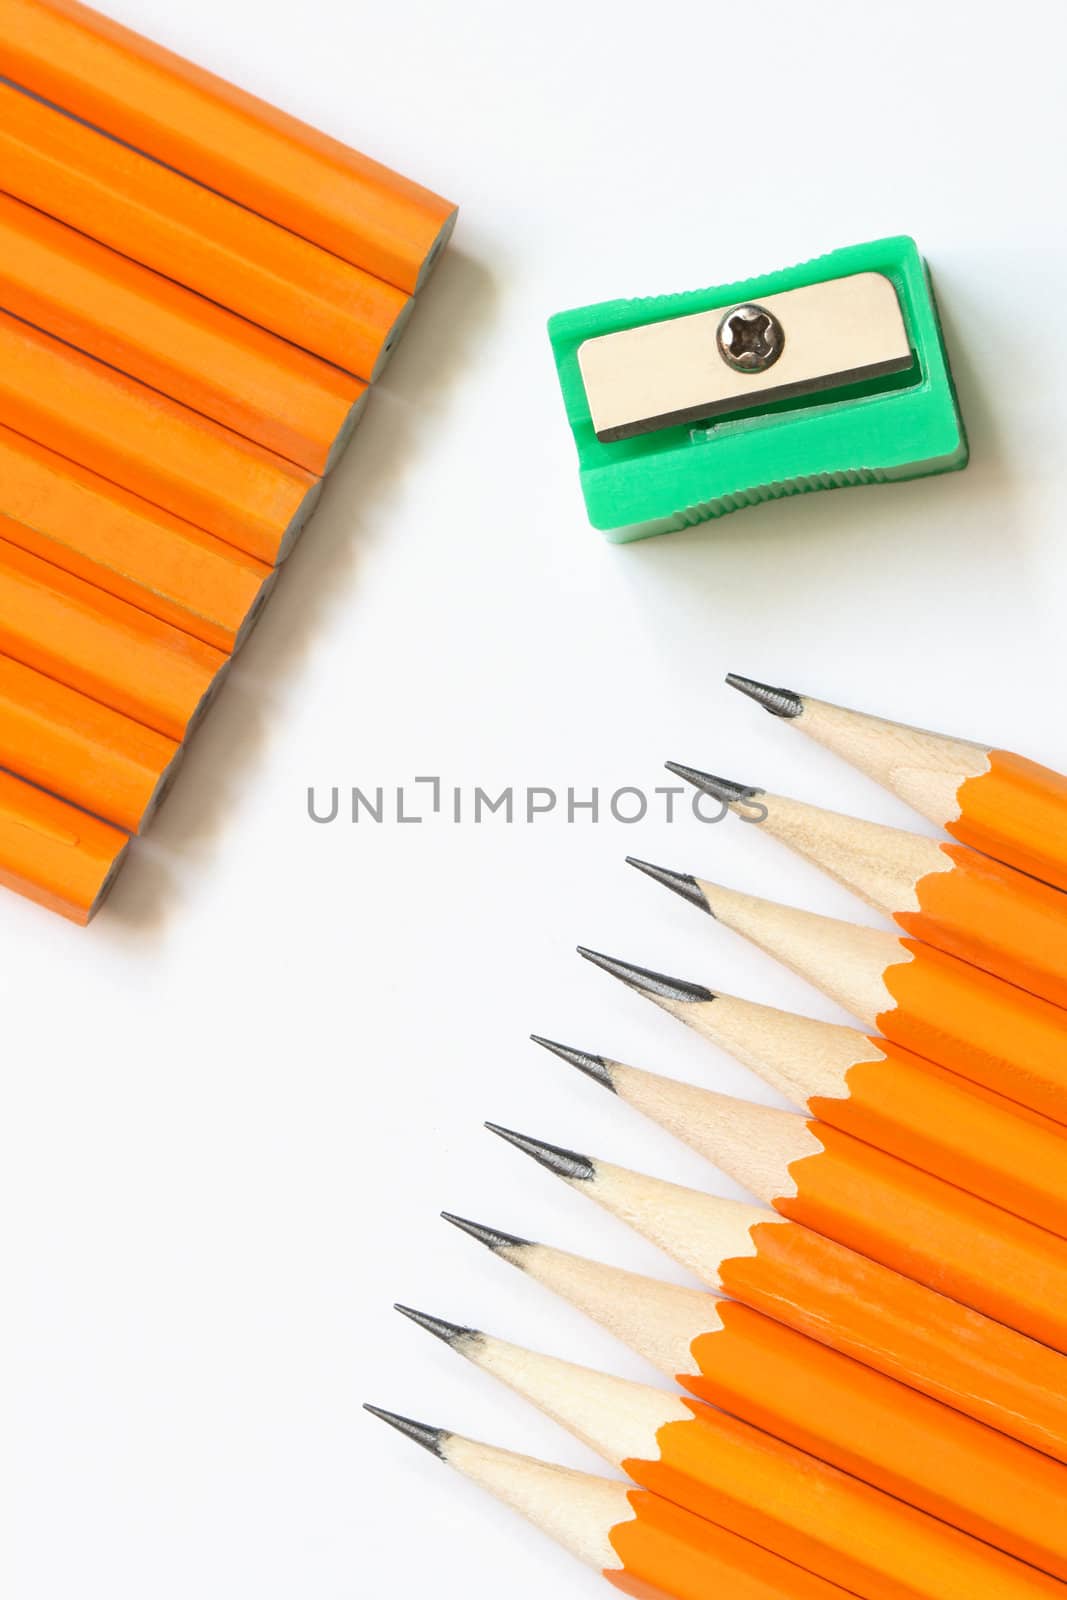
0, 81, 412, 378
449, 1219, 1067, 1573
480, 1130, 1067, 1465
0, 533, 226, 743
398, 1308, 1067, 1599
628, 866, 1067, 1126
563, 960, 1067, 1240
0, 425, 273, 654
0, 191, 367, 474
366, 1409, 864, 1600
0, 765, 128, 923
0, 312, 320, 565
727, 673, 1067, 894
668, 765, 1067, 1011
0, 0, 457, 294
538, 1027, 1067, 1354
0, 652, 178, 832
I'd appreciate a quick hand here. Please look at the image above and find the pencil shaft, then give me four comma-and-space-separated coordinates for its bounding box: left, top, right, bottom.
0, 79, 410, 378
0, 0, 457, 293
0, 424, 272, 654
0, 766, 127, 923
0, 190, 365, 474
0, 309, 318, 565
804, 1039, 1067, 1241
775, 1122, 1067, 1354
727, 1217, 1067, 1462
493, 1236, 1067, 1575
0, 531, 225, 742
0, 651, 178, 832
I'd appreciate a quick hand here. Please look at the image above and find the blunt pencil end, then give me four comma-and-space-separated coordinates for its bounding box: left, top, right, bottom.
578, 945, 715, 1005
665, 762, 763, 804
485, 1123, 597, 1183
530, 1034, 617, 1092
441, 1213, 532, 1254
725, 673, 803, 719
395, 1304, 483, 1353
363, 1404, 449, 1458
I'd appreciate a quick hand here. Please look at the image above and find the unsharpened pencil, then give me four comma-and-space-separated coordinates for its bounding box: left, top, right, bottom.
0, 310, 320, 566
625, 867, 1067, 1125
726, 674, 1067, 895
2, 0, 457, 294
0, 651, 180, 833
446, 1218, 1067, 1565
666, 765, 1067, 1012
0, 424, 275, 654
0, 532, 226, 743
0, 191, 367, 475
0, 80, 412, 379
365, 1406, 855, 1600
540, 1024, 1067, 1354
396, 1306, 1067, 1598
0, 765, 128, 923
560, 959, 1067, 1240
470, 1135, 1067, 1461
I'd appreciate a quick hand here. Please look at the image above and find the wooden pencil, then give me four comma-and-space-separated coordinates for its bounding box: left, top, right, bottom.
0, 310, 321, 565
0, 765, 128, 923
446, 1217, 1067, 1566
726, 673, 1067, 894
560, 961, 1067, 1240
0, 80, 412, 379
667, 765, 1067, 1011
365, 1408, 863, 1600
0, 424, 275, 655
1, 0, 458, 294
397, 1307, 1066, 1598
0, 190, 368, 475
0, 652, 180, 833
475, 1133, 1067, 1463
626, 867, 1067, 1125
0, 532, 227, 744
538, 1029, 1067, 1353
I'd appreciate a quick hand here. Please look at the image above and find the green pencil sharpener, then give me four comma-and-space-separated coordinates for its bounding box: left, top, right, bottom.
547, 236, 968, 543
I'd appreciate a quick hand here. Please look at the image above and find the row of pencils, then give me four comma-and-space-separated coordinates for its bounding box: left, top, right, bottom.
370, 676, 1067, 1600
0, 0, 455, 923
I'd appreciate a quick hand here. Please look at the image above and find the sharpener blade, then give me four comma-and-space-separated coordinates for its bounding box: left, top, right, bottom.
578, 272, 913, 443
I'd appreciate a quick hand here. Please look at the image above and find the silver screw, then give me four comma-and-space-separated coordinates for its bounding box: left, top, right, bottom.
716, 303, 785, 373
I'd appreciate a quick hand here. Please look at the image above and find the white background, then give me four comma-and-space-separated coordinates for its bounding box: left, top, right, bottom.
3, 1, 1066, 1594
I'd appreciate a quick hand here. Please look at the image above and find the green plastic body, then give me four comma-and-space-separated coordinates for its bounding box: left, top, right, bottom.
548, 236, 968, 543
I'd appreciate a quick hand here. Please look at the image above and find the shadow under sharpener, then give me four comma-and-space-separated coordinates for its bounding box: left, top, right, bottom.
547, 236, 968, 543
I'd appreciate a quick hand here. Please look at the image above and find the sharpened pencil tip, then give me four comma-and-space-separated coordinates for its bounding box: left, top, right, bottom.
530, 1035, 617, 1093
625, 857, 712, 914
441, 1213, 532, 1254
725, 673, 803, 719
395, 1304, 483, 1353
363, 1404, 449, 1458
665, 762, 763, 805
578, 945, 715, 1005
485, 1123, 597, 1183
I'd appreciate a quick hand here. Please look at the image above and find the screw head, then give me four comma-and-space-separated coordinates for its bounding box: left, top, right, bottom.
716, 303, 785, 374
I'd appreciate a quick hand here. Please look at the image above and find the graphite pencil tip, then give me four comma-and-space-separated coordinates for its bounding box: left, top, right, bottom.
363, 1404, 449, 1458
441, 1213, 532, 1253
625, 857, 711, 914
664, 762, 762, 804
530, 1034, 617, 1092
725, 673, 803, 719
485, 1123, 597, 1183
395, 1304, 483, 1353
578, 945, 715, 1005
